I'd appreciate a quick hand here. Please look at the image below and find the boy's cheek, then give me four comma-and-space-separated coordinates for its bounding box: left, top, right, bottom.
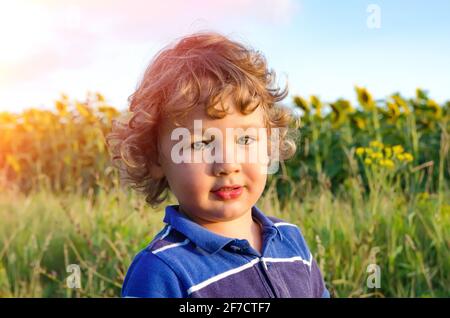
166, 162, 205, 181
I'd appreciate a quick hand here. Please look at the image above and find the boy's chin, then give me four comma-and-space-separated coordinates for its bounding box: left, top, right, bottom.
205, 203, 252, 220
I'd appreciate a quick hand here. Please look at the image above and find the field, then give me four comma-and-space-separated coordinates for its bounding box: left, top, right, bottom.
0, 88, 449, 297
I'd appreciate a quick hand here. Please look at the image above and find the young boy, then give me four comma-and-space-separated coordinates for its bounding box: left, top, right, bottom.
107, 31, 329, 298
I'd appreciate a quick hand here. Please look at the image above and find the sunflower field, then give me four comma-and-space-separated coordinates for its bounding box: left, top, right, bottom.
0, 87, 449, 297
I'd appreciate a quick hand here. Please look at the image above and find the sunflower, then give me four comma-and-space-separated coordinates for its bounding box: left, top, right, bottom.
355, 86, 375, 111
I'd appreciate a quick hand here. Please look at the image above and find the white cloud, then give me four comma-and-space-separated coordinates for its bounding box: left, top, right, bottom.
0, 0, 300, 111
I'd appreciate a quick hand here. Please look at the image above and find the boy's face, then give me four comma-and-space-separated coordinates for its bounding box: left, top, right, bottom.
153, 96, 270, 224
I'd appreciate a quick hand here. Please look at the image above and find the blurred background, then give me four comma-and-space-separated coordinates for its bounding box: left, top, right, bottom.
0, 0, 449, 297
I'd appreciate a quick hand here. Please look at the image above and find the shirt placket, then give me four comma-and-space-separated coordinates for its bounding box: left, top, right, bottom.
259, 230, 279, 298
229, 228, 280, 298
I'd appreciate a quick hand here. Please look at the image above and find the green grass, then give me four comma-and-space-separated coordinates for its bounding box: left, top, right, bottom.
0, 89, 448, 297
0, 177, 448, 297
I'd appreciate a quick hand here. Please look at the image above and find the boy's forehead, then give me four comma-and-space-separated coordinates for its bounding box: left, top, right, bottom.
160, 99, 266, 134
160, 105, 209, 133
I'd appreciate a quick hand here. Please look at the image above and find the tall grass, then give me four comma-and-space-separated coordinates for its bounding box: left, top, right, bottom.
0, 88, 449, 297
0, 171, 448, 297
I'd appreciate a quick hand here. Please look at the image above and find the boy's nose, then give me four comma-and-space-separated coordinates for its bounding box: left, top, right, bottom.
213, 161, 241, 176
212, 142, 241, 176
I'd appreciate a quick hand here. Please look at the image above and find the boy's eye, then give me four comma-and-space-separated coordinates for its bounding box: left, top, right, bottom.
191, 136, 256, 150
237, 135, 256, 145
191, 135, 216, 150
191, 140, 212, 150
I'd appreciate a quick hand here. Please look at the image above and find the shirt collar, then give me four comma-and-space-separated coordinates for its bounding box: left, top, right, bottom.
163, 204, 283, 254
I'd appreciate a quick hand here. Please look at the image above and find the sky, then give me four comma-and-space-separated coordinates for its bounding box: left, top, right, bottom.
0, 0, 449, 113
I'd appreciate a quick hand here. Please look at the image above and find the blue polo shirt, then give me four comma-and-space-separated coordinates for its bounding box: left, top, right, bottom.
122, 204, 330, 298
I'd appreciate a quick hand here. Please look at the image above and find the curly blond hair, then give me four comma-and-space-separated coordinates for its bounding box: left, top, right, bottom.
106, 31, 298, 207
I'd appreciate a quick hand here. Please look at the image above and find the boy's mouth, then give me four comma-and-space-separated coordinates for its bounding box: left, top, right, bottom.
211, 185, 243, 200
211, 184, 242, 191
